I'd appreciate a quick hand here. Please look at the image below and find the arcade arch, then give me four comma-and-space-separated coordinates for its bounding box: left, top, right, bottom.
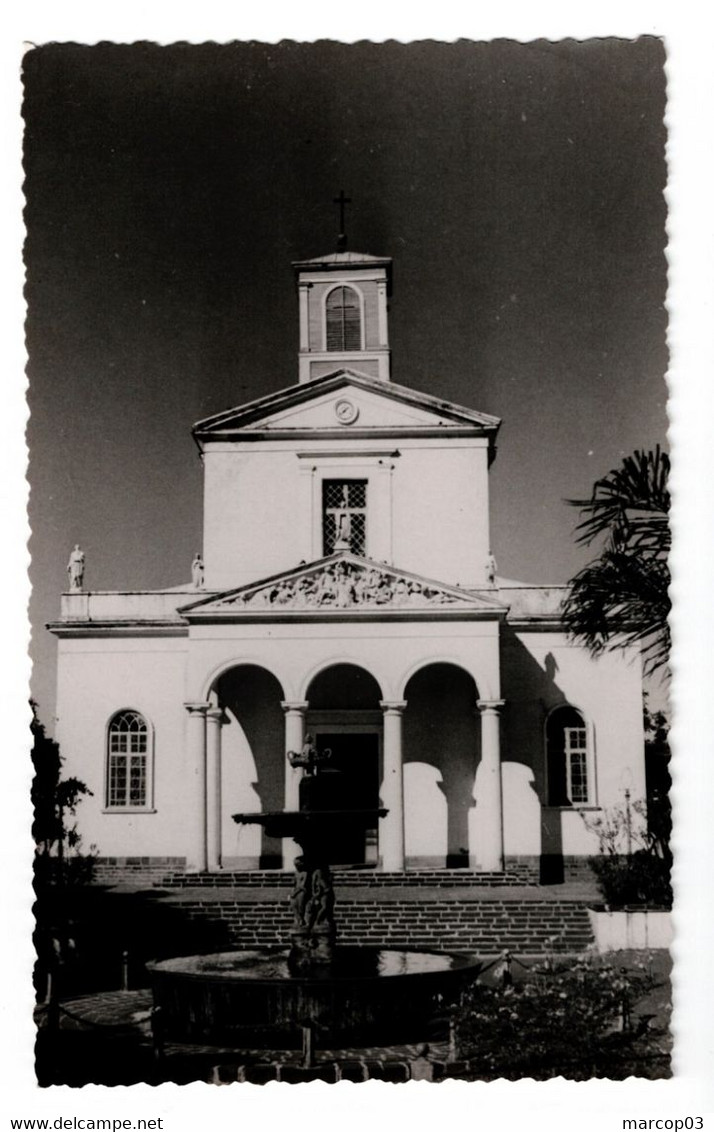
304, 663, 384, 868
403, 663, 479, 868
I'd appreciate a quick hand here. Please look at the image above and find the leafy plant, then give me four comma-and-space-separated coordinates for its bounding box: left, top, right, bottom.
455, 957, 656, 1079
562, 447, 670, 676
31, 702, 95, 886
589, 853, 672, 909
583, 798, 672, 909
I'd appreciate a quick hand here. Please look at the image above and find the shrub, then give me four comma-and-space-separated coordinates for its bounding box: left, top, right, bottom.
31, 702, 95, 889
582, 800, 672, 909
454, 957, 655, 1079
590, 852, 672, 909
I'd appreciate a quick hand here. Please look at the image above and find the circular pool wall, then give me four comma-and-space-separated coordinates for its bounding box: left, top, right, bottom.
148, 947, 482, 1048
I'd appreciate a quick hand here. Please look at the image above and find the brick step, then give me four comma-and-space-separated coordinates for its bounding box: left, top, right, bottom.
175, 897, 594, 954
154, 868, 538, 889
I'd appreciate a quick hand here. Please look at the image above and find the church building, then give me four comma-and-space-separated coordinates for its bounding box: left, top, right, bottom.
49, 241, 646, 883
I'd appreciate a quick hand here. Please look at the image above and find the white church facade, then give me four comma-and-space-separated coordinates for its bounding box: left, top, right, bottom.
49, 247, 646, 882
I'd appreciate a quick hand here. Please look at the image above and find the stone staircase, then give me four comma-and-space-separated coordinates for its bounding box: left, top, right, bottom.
173, 896, 593, 953
153, 871, 595, 954
83, 865, 597, 955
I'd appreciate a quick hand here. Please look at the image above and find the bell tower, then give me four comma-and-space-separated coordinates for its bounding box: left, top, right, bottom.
293, 196, 392, 383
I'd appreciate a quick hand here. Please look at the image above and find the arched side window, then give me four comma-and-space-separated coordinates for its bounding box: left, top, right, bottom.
106, 710, 151, 809
546, 705, 592, 806
325, 285, 361, 351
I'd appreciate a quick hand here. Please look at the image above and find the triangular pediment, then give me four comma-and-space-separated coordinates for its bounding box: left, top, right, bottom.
292, 250, 391, 268
179, 554, 507, 620
193, 371, 500, 442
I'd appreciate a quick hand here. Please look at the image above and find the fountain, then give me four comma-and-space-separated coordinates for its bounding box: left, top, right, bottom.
148, 739, 482, 1050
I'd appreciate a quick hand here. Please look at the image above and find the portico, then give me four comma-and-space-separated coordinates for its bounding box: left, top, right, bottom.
179, 577, 506, 873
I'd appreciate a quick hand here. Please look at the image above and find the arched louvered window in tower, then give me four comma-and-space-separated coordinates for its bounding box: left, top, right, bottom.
106, 710, 150, 809
325, 286, 361, 351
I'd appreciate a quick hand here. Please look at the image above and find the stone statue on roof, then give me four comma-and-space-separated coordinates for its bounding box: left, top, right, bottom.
191, 553, 205, 589
67, 545, 85, 592
485, 551, 498, 587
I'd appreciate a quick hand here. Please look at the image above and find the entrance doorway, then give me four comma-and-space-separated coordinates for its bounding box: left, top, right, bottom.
314, 733, 380, 865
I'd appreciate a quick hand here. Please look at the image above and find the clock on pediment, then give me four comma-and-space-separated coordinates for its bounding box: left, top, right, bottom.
334, 398, 359, 425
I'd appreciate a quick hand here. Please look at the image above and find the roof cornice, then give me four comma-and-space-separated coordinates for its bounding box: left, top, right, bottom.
292, 251, 392, 270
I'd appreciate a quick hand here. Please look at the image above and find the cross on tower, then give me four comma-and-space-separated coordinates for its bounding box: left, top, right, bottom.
333, 190, 351, 249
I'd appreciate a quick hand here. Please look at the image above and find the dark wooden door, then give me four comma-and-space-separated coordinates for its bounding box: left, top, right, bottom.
314, 733, 379, 864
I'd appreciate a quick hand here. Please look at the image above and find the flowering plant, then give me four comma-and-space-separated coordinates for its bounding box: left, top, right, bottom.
454, 956, 656, 1079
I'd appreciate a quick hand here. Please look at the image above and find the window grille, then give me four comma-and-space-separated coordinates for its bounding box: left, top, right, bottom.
325, 286, 361, 351
564, 726, 589, 804
107, 710, 149, 808
546, 707, 591, 806
322, 479, 367, 556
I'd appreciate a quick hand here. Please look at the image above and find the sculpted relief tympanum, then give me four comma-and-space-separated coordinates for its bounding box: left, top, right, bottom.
228, 560, 464, 611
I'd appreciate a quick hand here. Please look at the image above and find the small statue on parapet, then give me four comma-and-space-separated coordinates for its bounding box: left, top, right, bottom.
191, 553, 205, 589
67, 545, 85, 592
287, 734, 332, 776
485, 550, 498, 587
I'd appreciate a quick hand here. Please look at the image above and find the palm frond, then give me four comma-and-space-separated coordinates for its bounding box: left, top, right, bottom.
568, 446, 670, 548
563, 461, 671, 677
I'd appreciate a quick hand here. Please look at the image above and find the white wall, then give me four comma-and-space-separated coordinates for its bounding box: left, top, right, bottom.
404, 763, 448, 865
202, 436, 491, 591
55, 636, 190, 859
500, 632, 645, 858
391, 445, 490, 586
203, 448, 303, 588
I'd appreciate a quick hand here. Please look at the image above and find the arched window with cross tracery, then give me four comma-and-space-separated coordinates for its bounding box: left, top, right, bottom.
106, 710, 151, 809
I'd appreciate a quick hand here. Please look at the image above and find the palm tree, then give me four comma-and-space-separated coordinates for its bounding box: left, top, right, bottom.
561, 447, 670, 676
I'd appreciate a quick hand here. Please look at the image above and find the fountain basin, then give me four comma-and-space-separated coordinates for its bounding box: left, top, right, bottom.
148, 947, 481, 1048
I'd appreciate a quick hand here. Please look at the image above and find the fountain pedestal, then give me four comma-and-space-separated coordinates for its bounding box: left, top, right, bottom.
233, 755, 386, 972
233, 774, 386, 972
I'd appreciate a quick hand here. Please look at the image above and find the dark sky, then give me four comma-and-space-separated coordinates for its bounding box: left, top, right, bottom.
23, 39, 668, 727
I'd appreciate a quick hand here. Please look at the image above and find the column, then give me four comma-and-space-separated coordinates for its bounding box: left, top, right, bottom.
184, 702, 209, 872
377, 279, 389, 346
281, 701, 309, 870
298, 283, 310, 351
380, 701, 407, 871
205, 707, 224, 872
476, 700, 506, 872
